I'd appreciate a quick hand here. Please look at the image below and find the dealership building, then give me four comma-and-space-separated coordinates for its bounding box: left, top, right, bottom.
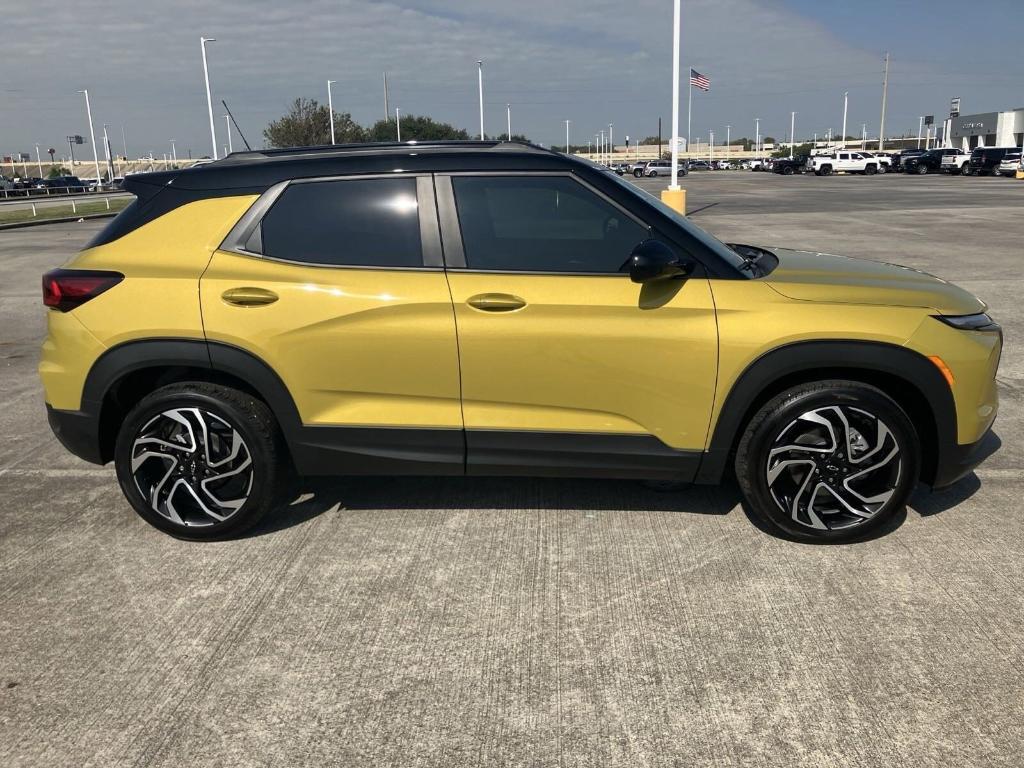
943, 108, 1024, 150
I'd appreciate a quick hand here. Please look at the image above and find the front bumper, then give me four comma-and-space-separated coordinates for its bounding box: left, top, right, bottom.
931, 426, 1000, 489
46, 403, 106, 465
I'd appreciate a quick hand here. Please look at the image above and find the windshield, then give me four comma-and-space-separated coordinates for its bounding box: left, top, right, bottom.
601, 170, 748, 270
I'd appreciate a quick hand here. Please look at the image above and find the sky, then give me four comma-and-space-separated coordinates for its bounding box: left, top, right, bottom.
3, 0, 1023, 159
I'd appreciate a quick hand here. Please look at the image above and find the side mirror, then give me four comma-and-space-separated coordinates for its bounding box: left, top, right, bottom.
625, 239, 691, 284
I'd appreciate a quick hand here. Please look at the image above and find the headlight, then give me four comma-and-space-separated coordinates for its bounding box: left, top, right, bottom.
935, 313, 1000, 332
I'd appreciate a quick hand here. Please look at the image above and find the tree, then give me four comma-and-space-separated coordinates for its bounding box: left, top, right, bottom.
263, 98, 365, 148
772, 142, 814, 158
47, 165, 71, 178
366, 114, 470, 142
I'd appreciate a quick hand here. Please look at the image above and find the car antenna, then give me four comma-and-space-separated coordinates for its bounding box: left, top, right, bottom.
221, 99, 252, 151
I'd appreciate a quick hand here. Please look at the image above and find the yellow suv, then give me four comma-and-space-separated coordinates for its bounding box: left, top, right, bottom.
40, 142, 1001, 541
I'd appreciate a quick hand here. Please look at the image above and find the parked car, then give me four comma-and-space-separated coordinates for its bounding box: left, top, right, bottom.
687, 160, 711, 171
629, 160, 649, 177
995, 150, 1022, 177
966, 147, 1017, 176
858, 152, 892, 173
805, 151, 880, 175
39, 140, 1000, 543
610, 162, 631, 176
938, 149, 972, 175
771, 155, 808, 175
890, 149, 927, 172
642, 160, 687, 177
901, 149, 961, 175
0, 175, 13, 191
34, 176, 86, 193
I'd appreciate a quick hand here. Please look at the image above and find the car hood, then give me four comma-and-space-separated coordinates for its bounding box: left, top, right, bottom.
761, 248, 985, 315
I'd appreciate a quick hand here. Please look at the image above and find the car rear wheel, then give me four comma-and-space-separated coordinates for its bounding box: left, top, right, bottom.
916, 164, 928, 175
820, 165, 833, 176
865, 164, 877, 175
114, 382, 291, 539
782, 166, 794, 175
735, 380, 918, 542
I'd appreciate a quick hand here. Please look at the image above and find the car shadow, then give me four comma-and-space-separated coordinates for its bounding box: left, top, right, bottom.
244, 476, 741, 538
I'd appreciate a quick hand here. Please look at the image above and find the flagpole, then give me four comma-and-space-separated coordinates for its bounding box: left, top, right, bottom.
687, 68, 693, 153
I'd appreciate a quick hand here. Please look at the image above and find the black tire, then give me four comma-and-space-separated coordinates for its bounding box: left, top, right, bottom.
735, 380, 919, 543
865, 164, 877, 175
820, 165, 833, 176
649, 170, 658, 177
633, 169, 643, 178
916, 164, 928, 175
878, 164, 887, 174
782, 165, 794, 175
963, 166, 974, 176
114, 382, 291, 540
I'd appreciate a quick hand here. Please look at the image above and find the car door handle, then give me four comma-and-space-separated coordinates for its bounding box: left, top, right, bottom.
221, 287, 279, 307
466, 293, 527, 312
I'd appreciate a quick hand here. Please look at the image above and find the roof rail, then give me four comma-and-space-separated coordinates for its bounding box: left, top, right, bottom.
217, 140, 552, 164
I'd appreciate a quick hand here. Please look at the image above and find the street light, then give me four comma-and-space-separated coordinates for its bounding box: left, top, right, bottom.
34, 144, 42, 177
170, 138, 177, 164
663, 0, 684, 211
726, 124, 731, 158
395, 107, 401, 141
507, 104, 511, 141
565, 119, 570, 154
754, 117, 761, 157
76, 89, 102, 184
200, 37, 218, 159
476, 60, 484, 140
608, 123, 613, 163
790, 111, 796, 159
841, 91, 848, 150
327, 80, 337, 144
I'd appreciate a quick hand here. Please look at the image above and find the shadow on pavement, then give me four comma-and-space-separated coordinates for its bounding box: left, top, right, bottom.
246, 476, 742, 538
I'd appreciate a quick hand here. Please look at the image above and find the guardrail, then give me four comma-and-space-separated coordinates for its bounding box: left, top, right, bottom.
0, 185, 125, 199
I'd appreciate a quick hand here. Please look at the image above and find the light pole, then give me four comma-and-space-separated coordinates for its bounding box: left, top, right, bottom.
862, 123, 867, 150
917, 116, 924, 149
476, 60, 484, 140
224, 115, 233, 153
587, 140, 591, 156
608, 123, 613, 163
789, 111, 796, 159
200, 37, 218, 159
121, 125, 128, 161
709, 130, 714, 164
507, 104, 512, 141
170, 138, 177, 164
34, 144, 43, 177
327, 79, 337, 144
841, 91, 848, 149
599, 130, 605, 165
726, 124, 731, 159
77, 89, 102, 184
565, 119, 570, 154
395, 108, 401, 141
754, 117, 761, 157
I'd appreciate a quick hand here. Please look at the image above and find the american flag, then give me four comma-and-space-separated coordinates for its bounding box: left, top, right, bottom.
690, 69, 710, 91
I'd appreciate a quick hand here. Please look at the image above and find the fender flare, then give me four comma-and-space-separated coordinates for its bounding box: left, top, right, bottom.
83, 338, 304, 442
694, 340, 956, 485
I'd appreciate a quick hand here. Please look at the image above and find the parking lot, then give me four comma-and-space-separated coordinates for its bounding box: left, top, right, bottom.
1, 171, 1022, 767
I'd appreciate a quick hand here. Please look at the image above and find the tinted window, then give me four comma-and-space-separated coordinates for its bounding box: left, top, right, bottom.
259, 177, 422, 267
452, 175, 649, 273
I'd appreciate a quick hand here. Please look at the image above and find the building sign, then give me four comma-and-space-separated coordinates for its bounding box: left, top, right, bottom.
950, 112, 998, 138
950, 97, 961, 117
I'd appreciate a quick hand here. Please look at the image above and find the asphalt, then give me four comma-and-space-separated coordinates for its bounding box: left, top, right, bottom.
1, 172, 1022, 767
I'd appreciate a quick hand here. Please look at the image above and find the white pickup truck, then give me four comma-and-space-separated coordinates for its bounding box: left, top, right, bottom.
939, 149, 971, 175
805, 151, 880, 176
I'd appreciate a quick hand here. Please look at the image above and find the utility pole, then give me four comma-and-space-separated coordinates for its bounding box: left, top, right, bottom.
383, 72, 390, 122
121, 125, 128, 161
327, 80, 337, 144
476, 60, 484, 140
395, 108, 401, 141
879, 51, 890, 152
200, 37, 218, 159
34, 144, 43, 177
726, 124, 730, 158
565, 119, 570, 153
862, 123, 867, 150
917, 116, 923, 149
102, 125, 115, 179
169, 137, 177, 164
841, 91, 848, 149
507, 104, 511, 141
77, 89, 102, 184
790, 111, 796, 159
755, 117, 760, 156
608, 123, 613, 162
224, 115, 233, 153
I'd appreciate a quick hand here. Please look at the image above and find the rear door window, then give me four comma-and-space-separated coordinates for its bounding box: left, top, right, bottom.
259, 177, 423, 268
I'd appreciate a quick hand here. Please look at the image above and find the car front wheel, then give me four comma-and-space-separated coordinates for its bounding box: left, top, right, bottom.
114, 382, 290, 539
735, 380, 918, 542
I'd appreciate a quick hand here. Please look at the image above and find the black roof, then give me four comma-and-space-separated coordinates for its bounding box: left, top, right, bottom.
126, 140, 576, 198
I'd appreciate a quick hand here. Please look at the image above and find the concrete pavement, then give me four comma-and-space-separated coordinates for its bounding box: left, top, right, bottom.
1, 172, 1022, 767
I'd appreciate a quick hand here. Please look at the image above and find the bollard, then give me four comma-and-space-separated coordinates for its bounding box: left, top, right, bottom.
32, 203, 37, 217
105, 198, 110, 210
71, 199, 77, 214
660, 187, 686, 215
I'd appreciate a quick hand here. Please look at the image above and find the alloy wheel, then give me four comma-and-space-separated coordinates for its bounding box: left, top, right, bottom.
130, 407, 253, 527
765, 405, 902, 531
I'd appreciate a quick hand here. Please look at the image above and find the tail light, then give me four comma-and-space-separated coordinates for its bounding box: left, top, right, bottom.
42, 269, 123, 312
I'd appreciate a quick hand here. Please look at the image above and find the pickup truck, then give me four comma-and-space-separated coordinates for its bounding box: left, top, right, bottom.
805, 151, 880, 176
939, 149, 971, 175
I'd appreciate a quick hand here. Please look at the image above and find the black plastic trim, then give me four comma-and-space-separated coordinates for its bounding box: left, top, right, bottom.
46, 404, 104, 465
695, 340, 958, 486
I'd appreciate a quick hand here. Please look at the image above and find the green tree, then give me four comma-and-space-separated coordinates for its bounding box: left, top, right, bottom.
263, 98, 365, 148
366, 114, 470, 142
772, 142, 815, 158
47, 165, 72, 178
